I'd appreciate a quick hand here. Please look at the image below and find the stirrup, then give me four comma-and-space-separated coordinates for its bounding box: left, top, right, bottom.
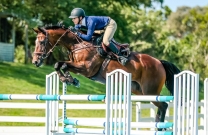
118, 56, 128, 65
121, 48, 130, 58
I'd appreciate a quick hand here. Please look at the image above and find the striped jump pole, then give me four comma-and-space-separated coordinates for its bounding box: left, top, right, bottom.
64, 119, 173, 129
0, 94, 105, 101
0, 94, 173, 102
63, 128, 173, 135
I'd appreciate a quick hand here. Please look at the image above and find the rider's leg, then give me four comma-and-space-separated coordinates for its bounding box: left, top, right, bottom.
103, 18, 128, 65
102, 18, 117, 51
108, 42, 119, 54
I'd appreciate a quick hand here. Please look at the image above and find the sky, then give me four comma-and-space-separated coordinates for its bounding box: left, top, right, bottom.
156, 0, 208, 11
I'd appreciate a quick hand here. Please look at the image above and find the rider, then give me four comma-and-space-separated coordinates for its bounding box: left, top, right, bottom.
68, 8, 127, 59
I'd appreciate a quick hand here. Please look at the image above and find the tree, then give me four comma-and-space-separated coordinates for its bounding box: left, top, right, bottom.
166, 6, 208, 88
0, 0, 165, 64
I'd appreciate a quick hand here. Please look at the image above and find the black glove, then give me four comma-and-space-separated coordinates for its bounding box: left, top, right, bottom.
68, 26, 77, 33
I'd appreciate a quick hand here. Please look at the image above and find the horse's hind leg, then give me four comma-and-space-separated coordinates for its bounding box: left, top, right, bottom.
131, 81, 143, 95
140, 71, 167, 130
153, 101, 168, 131
131, 81, 168, 131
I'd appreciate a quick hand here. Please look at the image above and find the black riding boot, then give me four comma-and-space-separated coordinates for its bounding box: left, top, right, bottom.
108, 42, 119, 54
108, 42, 128, 65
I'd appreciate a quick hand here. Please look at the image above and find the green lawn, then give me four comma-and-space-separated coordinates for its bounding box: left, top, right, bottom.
0, 62, 202, 127
0, 62, 154, 127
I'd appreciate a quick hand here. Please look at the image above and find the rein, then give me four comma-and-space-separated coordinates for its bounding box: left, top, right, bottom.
71, 45, 100, 53
34, 28, 99, 60
44, 30, 69, 57
70, 31, 97, 53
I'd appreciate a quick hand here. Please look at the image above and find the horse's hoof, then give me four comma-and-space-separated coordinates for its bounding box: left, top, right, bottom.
73, 78, 80, 88
60, 77, 66, 83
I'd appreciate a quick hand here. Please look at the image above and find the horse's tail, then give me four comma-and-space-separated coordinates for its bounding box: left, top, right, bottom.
160, 60, 181, 95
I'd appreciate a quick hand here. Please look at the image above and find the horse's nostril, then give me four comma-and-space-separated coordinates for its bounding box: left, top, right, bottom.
32, 61, 39, 67
32, 61, 36, 64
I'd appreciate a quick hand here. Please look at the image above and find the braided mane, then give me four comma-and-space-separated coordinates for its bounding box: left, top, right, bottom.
38, 22, 67, 30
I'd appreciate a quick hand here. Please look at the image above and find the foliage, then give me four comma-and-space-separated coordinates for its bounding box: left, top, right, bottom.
0, 0, 163, 65
0, 0, 164, 42
166, 6, 208, 84
14, 45, 25, 63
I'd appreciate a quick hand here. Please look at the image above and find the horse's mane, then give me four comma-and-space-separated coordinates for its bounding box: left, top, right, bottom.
38, 22, 67, 30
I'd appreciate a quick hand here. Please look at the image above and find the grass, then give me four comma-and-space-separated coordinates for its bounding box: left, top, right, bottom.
0, 62, 106, 95
0, 62, 110, 126
0, 61, 203, 127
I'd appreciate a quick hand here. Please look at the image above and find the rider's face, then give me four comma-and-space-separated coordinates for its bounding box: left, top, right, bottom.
72, 17, 82, 25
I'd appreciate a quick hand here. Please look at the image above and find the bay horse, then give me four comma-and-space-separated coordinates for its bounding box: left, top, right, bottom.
32, 24, 180, 131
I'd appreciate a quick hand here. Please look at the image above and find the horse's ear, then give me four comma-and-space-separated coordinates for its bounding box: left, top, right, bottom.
38, 27, 46, 35
32, 28, 39, 34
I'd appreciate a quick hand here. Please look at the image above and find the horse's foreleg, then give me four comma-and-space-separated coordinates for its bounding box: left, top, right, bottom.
54, 62, 79, 87
54, 62, 66, 82
61, 63, 80, 87
153, 101, 168, 131
57, 60, 94, 87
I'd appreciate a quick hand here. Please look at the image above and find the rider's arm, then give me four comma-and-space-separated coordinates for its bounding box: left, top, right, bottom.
77, 19, 95, 41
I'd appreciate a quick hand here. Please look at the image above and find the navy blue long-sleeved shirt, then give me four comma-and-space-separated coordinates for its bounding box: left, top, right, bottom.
75, 16, 110, 41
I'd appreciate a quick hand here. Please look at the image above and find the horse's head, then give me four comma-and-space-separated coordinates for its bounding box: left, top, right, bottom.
32, 25, 78, 67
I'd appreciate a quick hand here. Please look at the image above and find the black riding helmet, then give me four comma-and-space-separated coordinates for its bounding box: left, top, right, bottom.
69, 8, 85, 18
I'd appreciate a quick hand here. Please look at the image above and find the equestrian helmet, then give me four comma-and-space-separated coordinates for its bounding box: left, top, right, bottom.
69, 8, 85, 18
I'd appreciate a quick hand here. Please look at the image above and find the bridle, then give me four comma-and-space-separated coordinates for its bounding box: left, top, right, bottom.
33, 28, 96, 61
33, 29, 69, 61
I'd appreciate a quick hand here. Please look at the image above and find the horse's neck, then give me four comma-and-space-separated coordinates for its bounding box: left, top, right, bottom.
49, 29, 77, 45
71, 42, 103, 61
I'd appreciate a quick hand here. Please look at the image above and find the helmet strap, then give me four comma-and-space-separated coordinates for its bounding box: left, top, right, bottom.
78, 17, 83, 24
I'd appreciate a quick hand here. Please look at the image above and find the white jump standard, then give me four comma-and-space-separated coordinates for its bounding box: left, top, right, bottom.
0, 69, 201, 135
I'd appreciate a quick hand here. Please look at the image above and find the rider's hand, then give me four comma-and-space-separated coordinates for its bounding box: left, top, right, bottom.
68, 26, 77, 33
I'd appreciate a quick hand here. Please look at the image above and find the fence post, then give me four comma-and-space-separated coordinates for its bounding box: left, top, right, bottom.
135, 102, 141, 130
106, 69, 131, 135
173, 71, 199, 135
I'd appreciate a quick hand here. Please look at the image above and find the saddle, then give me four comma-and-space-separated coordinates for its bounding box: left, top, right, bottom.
75, 28, 130, 65
91, 31, 130, 59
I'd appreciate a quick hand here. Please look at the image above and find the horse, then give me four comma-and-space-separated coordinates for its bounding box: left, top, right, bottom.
32, 24, 180, 131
